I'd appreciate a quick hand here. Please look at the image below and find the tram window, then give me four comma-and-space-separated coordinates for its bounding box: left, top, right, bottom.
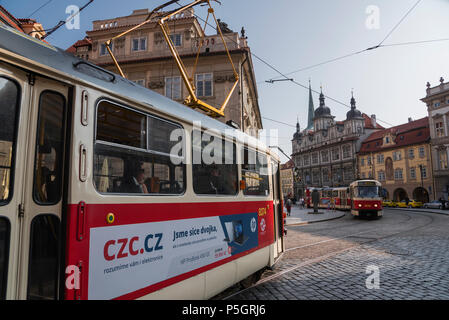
33, 91, 66, 205
0, 77, 20, 205
27, 215, 60, 300
242, 148, 269, 196
192, 131, 238, 195
96, 101, 147, 149
0, 218, 10, 300
94, 101, 185, 195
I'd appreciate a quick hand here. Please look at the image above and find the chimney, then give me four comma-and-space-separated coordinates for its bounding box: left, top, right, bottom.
371, 114, 376, 128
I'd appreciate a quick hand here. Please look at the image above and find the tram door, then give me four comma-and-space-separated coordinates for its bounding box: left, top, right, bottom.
0, 64, 69, 299
271, 162, 283, 258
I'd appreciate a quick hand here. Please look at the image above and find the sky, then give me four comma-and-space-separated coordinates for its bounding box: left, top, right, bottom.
2, 0, 449, 162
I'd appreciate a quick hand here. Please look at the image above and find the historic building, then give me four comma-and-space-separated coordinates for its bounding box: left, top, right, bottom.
0, 5, 46, 39
421, 77, 449, 201
67, 8, 262, 136
357, 117, 433, 202
280, 160, 294, 199
291, 84, 383, 198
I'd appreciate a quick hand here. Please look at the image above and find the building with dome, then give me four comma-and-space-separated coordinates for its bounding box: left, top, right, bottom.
291, 84, 383, 199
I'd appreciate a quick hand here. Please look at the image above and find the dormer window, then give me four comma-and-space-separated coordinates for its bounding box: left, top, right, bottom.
385, 136, 390, 144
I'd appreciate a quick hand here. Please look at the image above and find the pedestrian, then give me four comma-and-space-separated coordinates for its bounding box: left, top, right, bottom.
441, 198, 447, 210
286, 198, 292, 216
331, 197, 336, 211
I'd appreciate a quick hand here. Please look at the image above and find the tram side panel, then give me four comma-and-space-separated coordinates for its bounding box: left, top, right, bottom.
64, 87, 276, 300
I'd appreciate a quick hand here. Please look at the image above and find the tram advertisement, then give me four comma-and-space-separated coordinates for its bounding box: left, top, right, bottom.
88, 213, 259, 299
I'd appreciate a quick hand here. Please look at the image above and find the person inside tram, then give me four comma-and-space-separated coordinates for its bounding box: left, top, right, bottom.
121, 164, 148, 194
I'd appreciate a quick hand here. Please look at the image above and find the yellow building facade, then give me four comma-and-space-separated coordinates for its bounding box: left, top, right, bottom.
357, 117, 434, 202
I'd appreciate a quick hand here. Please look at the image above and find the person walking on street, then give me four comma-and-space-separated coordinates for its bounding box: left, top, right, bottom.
286, 198, 292, 216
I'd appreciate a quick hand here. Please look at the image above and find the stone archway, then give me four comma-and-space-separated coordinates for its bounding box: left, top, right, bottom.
393, 188, 408, 202
413, 187, 429, 203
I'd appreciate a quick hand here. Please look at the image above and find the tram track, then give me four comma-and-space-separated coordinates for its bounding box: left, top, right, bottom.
218, 209, 436, 300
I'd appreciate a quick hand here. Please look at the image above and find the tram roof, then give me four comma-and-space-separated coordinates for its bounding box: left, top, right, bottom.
0, 23, 273, 156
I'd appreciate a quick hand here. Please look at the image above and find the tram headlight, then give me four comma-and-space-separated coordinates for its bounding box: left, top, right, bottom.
374, 204, 378, 208
358, 203, 362, 208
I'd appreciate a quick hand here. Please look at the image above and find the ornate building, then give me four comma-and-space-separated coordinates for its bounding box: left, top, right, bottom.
280, 160, 294, 199
67, 8, 262, 136
291, 84, 383, 198
358, 117, 433, 202
421, 77, 449, 201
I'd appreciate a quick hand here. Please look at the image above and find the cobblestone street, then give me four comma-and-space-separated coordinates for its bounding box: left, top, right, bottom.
225, 208, 449, 300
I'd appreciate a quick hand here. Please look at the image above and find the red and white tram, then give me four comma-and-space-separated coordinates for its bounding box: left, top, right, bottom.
348, 180, 383, 218
303, 180, 382, 217
0, 25, 285, 300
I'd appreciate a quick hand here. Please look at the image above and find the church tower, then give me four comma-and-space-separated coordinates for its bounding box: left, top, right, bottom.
305, 80, 314, 131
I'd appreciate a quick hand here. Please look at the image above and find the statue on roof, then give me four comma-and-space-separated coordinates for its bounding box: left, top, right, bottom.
216, 19, 233, 34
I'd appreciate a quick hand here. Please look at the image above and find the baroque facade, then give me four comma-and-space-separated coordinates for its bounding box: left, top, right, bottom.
67, 8, 262, 136
280, 160, 294, 199
357, 117, 433, 203
421, 77, 449, 201
291, 85, 382, 198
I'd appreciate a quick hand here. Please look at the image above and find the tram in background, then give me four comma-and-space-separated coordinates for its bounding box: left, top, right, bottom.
304, 180, 383, 218
348, 180, 383, 218
0, 24, 285, 300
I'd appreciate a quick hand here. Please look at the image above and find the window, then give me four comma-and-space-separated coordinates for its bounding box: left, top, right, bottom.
378, 171, 385, 181
132, 37, 147, 52
303, 155, 310, 166
33, 91, 66, 205
419, 147, 425, 158
322, 168, 329, 183
343, 167, 352, 181
169, 33, 182, 47
94, 100, 185, 194
165, 76, 181, 100
408, 149, 415, 159
438, 150, 448, 170
394, 168, 403, 180
0, 218, 10, 300
333, 168, 342, 182
242, 148, 269, 196
0, 77, 20, 205
332, 148, 340, 161
410, 167, 416, 179
360, 158, 365, 166
435, 102, 441, 107
100, 42, 113, 56
385, 137, 390, 143
321, 150, 329, 163
342, 145, 351, 159
376, 154, 384, 164
312, 170, 320, 184
367, 156, 372, 165
393, 151, 402, 161
192, 131, 237, 195
311, 153, 318, 164
436, 121, 445, 137
195, 73, 213, 97
27, 215, 60, 300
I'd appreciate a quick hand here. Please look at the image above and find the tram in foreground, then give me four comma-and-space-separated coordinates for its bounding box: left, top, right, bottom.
304, 180, 383, 218
0, 24, 285, 300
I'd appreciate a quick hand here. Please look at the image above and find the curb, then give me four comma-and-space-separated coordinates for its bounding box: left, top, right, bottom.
285, 211, 346, 226
388, 207, 449, 216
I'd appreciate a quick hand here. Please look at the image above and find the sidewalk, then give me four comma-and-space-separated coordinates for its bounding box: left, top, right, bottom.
285, 205, 346, 226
